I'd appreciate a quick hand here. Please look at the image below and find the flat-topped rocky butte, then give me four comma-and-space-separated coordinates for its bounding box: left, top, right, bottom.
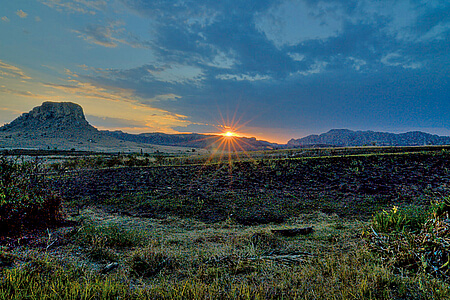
0, 102, 191, 153
2, 102, 97, 138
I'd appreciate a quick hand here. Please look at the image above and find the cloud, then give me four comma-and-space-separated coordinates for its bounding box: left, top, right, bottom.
40, 0, 107, 15
380, 52, 423, 69
35, 16, 42, 22
1, 16, 9, 22
0, 87, 46, 99
0, 60, 31, 80
74, 24, 119, 48
85, 114, 150, 129
216, 73, 272, 81
255, 1, 344, 47
16, 10, 28, 18
39, 68, 194, 132
43, 79, 136, 103
74, 21, 150, 48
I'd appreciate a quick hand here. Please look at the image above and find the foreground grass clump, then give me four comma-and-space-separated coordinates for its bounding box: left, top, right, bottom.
128, 247, 179, 277
70, 219, 146, 262
371, 204, 431, 233
0, 257, 142, 300
2, 245, 450, 299
368, 198, 450, 281
0, 157, 62, 234
72, 220, 145, 248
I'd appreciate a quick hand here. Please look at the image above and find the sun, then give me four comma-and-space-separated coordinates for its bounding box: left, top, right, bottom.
224, 131, 238, 137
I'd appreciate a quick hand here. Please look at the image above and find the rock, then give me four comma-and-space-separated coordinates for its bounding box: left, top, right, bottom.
101, 262, 119, 274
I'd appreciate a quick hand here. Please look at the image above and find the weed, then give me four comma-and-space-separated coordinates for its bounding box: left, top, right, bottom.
371, 205, 430, 233
128, 247, 178, 277
71, 220, 145, 248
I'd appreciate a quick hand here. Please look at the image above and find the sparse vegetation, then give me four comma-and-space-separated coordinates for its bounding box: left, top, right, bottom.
2, 147, 450, 299
0, 157, 63, 234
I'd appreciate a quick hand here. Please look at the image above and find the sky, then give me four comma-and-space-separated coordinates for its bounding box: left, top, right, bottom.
0, 0, 449, 143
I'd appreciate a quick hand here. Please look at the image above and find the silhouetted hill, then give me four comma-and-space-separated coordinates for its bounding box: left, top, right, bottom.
103, 131, 278, 151
0, 102, 274, 152
287, 129, 450, 147
1, 102, 97, 137
0, 102, 192, 153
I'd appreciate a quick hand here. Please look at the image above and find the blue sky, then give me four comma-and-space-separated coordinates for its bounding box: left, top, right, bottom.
0, 0, 449, 143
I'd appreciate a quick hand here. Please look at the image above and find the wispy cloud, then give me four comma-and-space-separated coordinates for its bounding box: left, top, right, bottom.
0, 60, 31, 80
74, 21, 150, 48
40, 0, 107, 15
216, 73, 271, 81
380, 52, 423, 69
16, 10, 28, 18
43, 80, 136, 102
0, 107, 24, 115
35, 16, 42, 22
1, 16, 9, 22
40, 69, 193, 132
0, 87, 46, 99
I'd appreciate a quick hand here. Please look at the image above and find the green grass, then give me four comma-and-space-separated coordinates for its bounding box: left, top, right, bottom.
2, 243, 450, 299
367, 198, 450, 283
71, 220, 145, 248
3, 149, 450, 299
371, 204, 432, 233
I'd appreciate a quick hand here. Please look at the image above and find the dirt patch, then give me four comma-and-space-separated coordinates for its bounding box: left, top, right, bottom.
51, 152, 450, 223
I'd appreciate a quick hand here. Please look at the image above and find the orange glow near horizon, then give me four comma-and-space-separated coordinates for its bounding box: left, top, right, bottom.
223, 130, 239, 137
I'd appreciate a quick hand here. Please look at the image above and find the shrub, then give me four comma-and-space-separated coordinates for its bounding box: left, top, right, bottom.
0, 157, 63, 234
368, 199, 450, 281
371, 205, 430, 234
128, 247, 178, 277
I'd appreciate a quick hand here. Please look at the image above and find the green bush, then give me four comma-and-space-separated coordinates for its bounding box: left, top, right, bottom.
128, 247, 178, 277
0, 157, 62, 234
371, 205, 431, 234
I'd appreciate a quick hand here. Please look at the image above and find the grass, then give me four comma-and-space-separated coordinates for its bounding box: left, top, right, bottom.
371, 204, 432, 233
2, 235, 450, 299
2, 148, 450, 299
1, 207, 450, 299
367, 198, 450, 284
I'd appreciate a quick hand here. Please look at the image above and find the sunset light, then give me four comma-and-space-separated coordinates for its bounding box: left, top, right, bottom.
224, 131, 238, 137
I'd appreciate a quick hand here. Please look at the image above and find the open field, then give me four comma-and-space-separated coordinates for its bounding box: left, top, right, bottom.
2, 146, 450, 299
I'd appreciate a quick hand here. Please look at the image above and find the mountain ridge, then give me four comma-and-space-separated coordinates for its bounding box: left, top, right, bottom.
103, 130, 277, 150
0, 102, 276, 152
288, 129, 450, 147
1, 102, 450, 151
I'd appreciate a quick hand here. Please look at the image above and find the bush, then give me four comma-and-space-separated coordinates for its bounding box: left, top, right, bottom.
368, 199, 450, 281
128, 247, 178, 277
371, 205, 430, 234
0, 157, 63, 234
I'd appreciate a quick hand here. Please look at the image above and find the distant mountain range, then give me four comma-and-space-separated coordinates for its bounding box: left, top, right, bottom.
288, 129, 450, 147
103, 130, 277, 150
1, 102, 449, 151
0, 102, 276, 152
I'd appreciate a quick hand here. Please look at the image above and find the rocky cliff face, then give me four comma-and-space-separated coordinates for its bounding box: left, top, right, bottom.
1, 102, 95, 135
0, 102, 108, 150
